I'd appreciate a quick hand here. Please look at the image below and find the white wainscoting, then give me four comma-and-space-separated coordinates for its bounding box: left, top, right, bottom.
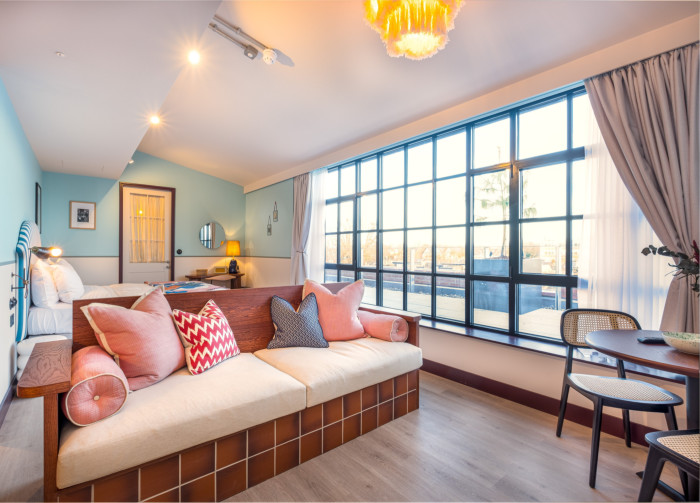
242, 257, 292, 288
0, 263, 17, 400
65, 257, 119, 285
173, 257, 230, 281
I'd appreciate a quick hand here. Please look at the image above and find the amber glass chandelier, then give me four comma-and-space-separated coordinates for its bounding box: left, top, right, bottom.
365, 0, 463, 60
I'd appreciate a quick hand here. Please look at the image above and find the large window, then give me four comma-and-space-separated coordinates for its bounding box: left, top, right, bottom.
324, 87, 590, 340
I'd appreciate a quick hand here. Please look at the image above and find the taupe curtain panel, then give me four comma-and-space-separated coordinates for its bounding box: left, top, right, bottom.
291, 172, 312, 285
585, 43, 699, 332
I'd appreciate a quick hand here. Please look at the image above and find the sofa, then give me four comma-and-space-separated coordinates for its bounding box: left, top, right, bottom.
18, 284, 422, 502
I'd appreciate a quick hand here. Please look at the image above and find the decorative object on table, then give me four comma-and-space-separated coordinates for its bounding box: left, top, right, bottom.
195, 269, 208, 276
642, 241, 699, 293
69, 201, 96, 230
662, 331, 700, 355
273, 201, 278, 222
214, 266, 227, 274
226, 240, 241, 273
364, 0, 463, 60
35, 183, 42, 232
267, 216, 272, 236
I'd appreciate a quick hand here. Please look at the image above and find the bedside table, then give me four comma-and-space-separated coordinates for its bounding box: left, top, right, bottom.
207, 273, 245, 289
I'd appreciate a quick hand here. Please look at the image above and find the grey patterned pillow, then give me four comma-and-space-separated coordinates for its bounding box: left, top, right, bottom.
268, 293, 328, 349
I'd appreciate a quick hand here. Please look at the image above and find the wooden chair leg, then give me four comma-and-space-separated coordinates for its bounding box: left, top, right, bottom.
638, 446, 665, 502
622, 409, 631, 447
589, 400, 603, 488
556, 383, 570, 437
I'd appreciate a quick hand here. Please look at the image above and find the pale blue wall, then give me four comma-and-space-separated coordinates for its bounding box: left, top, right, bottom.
0, 77, 42, 263
42, 151, 245, 257
245, 179, 293, 258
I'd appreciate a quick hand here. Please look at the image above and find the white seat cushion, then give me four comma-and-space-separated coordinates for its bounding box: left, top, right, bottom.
57, 353, 306, 489
254, 337, 423, 407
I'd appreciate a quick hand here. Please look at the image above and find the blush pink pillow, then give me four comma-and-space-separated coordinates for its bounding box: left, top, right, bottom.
80, 288, 185, 391
357, 310, 409, 342
61, 346, 128, 426
302, 279, 365, 341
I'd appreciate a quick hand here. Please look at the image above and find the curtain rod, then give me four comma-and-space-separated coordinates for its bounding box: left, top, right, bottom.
588, 41, 698, 81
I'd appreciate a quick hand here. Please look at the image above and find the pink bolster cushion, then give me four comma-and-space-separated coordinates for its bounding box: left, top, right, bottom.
357, 310, 409, 342
61, 346, 128, 426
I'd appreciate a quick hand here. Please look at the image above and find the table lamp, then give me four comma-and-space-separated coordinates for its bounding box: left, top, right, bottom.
226, 240, 241, 274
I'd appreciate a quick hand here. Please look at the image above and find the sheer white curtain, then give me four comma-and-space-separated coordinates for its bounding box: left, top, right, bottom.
130, 193, 165, 263
578, 100, 670, 329
307, 169, 327, 283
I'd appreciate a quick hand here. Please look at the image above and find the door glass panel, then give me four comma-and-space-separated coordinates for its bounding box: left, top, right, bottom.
382, 149, 404, 188
340, 270, 355, 283
339, 234, 353, 264
325, 235, 337, 264
436, 130, 466, 178
473, 224, 509, 276
407, 229, 432, 272
340, 164, 355, 196
518, 285, 567, 339
473, 117, 510, 169
407, 183, 432, 228
519, 100, 567, 159
407, 141, 433, 184
382, 272, 403, 310
521, 164, 566, 219
360, 272, 377, 305
324, 269, 337, 282
359, 232, 377, 268
407, 275, 431, 316
521, 221, 566, 275
436, 227, 465, 273
360, 194, 377, 230
382, 231, 403, 270
473, 170, 510, 222
339, 200, 353, 232
382, 188, 404, 229
436, 276, 465, 322
472, 281, 508, 330
436, 177, 466, 226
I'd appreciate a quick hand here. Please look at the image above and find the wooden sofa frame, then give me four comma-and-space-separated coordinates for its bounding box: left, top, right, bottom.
17, 284, 421, 502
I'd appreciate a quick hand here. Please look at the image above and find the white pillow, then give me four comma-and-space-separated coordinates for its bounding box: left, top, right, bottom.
31, 259, 59, 307
52, 259, 85, 303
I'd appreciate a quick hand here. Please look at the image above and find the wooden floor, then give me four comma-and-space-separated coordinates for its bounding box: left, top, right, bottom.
0, 372, 679, 502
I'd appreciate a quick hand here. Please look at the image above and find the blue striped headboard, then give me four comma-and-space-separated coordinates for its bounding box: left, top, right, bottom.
16, 220, 40, 343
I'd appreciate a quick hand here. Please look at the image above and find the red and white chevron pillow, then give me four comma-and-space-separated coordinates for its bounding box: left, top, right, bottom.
172, 300, 240, 375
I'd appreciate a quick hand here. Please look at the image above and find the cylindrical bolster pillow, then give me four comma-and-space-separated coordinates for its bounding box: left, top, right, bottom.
61, 346, 128, 427
357, 310, 409, 342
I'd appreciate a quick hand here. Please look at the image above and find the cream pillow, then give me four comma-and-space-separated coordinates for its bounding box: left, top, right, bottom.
52, 259, 85, 303
31, 259, 59, 307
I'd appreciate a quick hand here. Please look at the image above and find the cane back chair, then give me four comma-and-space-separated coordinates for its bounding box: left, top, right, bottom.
556, 309, 683, 488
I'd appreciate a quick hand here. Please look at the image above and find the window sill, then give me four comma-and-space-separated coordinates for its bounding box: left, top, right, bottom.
419, 319, 685, 384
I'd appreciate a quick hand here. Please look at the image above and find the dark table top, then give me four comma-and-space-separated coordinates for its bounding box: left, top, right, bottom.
586, 330, 699, 378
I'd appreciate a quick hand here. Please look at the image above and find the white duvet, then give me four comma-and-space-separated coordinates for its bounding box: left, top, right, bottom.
27, 283, 152, 335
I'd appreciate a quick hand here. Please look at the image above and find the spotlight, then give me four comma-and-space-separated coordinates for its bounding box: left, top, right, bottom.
243, 45, 258, 60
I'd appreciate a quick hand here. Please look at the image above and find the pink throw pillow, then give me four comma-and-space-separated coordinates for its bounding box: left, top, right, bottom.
61, 346, 128, 426
357, 310, 409, 342
172, 300, 241, 375
302, 279, 365, 341
80, 288, 185, 390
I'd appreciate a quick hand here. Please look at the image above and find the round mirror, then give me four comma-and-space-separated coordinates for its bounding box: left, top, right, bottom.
199, 221, 226, 249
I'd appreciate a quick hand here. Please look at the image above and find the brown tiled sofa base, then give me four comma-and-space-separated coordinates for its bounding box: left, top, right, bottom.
58, 370, 419, 502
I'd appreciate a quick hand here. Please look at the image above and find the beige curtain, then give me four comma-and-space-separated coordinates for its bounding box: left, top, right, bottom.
584, 43, 699, 332
129, 193, 166, 263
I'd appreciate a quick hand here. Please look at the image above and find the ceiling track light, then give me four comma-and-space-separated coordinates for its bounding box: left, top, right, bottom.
208, 15, 277, 65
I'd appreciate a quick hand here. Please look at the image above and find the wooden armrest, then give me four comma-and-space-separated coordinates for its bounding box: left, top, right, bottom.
17, 340, 72, 398
359, 304, 422, 323
358, 304, 421, 346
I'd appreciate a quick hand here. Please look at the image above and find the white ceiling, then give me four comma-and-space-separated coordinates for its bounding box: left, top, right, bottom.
1, 1, 698, 188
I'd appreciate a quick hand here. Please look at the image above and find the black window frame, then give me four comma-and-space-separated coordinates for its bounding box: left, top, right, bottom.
323, 85, 587, 343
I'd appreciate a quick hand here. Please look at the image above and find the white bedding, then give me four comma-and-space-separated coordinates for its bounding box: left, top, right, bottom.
27, 283, 152, 335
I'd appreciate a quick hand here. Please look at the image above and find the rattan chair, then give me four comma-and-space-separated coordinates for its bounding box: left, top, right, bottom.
638, 430, 699, 501
556, 309, 683, 488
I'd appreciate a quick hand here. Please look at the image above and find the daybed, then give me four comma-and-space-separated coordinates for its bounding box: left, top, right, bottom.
18, 284, 422, 502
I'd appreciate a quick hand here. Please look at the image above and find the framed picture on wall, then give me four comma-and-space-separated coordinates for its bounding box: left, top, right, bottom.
69, 201, 96, 230
35, 183, 42, 232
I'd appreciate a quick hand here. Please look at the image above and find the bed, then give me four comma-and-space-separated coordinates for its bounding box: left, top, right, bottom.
14, 221, 223, 378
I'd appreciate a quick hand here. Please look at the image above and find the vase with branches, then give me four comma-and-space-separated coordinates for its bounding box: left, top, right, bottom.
641, 240, 699, 294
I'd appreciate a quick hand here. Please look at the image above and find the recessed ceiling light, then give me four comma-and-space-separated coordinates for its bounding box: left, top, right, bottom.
149, 115, 160, 125
128, 159, 134, 164
188, 50, 200, 65
55, 51, 66, 58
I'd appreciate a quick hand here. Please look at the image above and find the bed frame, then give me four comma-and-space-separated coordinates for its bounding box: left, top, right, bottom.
18, 284, 421, 502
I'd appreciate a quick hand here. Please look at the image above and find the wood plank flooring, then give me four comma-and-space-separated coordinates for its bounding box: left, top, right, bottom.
0, 371, 679, 502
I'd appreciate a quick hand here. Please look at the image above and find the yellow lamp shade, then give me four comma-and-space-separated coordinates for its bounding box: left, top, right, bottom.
226, 240, 241, 256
